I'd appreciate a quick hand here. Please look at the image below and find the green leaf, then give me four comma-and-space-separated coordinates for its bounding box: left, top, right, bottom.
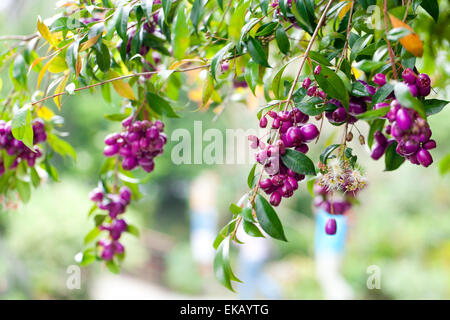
96, 42, 111, 73
16, 180, 31, 203
354, 60, 385, 73
306, 177, 316, 197
275, 26, 290, 54
11, 106, 34, 149
105, 260, 120, 274
66, 40, 79, 74
172, 4, 190, 60
47, 133, 77, 161
387, 28, 411, 41
281, 149, 316, 176
229, 0, 251, 42
229, 203, 242, 215
190, 0, 203, 32
351, 81, 369, 97
423, 99, 448, 116
240, 206, 255, 222
247, 163, 257, 188
314, 65, 349, 110
146, 92, 179, 118
30, 167, 41, 187
255, 22, 278, 36
214, 239, 239, 291
394, 82, 426, 118
243, 220, 264, 237
320, 144, 340, 164
79, 249, 96, 267
115, 5, 130, 39
84, 227, 101, 245
272, 64, 287, 99
254, 194, 287, 241
385, 141, 405, 171
126, 224, 140, 237
350, 34, 373, 62
244, 60, 259, 95
371, 83, 394, 106
355, 107, 389, 120
308, 51, 332, 66
439, 154, 450, 176
247, 37, 270, 68
12, 54, 27, 88
420, 0, 439, 22
295, 97, 326, 116
213, 220, 236, 250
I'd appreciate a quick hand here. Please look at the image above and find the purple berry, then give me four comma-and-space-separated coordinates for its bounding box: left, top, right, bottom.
270, 192, 282, 206
402, 68, 416, 85
314, 65, 321, 75
325, 218, 337, 235
373, 73, 386, 86
302, 77, 311, 89
417, 148, 433, 167
300, 123, 319, 142
259, 116, 268, 128
396, 108, 413, 131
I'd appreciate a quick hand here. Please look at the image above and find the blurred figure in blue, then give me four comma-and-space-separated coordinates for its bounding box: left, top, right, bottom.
236, 223, 282, 300
314, 208, 354, 299
189, 172, 219, 276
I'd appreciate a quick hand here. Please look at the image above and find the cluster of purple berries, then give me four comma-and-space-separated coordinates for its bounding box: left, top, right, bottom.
371, 100, 435, 167
373, 68, 431, 97
89, 186, 132, 260
302, 66, 374, 125
250, 108, 320, 206
0, 119, 46, 175
370, 69, 434, 167
103, 117, 166, 172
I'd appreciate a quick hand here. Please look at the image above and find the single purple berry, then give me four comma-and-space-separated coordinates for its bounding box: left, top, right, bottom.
373, 73, 386, 86
417, 148, 433, 167
325, 218, 337, 235
395, 108, 413, 131
300, 124, 319, 142
402, 68, 416, 85
302, 77, 311, 89
314, 65, 322, 75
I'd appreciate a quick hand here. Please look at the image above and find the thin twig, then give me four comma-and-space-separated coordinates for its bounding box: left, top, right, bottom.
383, 0, 398, 79
31, 64, 209, 106
337, 0, 355, 69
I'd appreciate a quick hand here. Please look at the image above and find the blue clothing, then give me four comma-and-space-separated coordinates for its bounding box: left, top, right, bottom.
314, 209, 348, 254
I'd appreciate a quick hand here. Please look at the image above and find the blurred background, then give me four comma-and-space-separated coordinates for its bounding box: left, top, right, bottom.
0, 0, 449, 300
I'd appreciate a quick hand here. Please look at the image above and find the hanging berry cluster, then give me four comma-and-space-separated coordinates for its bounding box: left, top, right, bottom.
0, 119, 46, 175
89, 186, 131, 261
103, 117, 166, 173
250, 107, 319, 207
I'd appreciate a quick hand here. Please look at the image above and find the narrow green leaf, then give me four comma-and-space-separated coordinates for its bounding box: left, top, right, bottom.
281, 149, 316, 175
314, 65, 349, 110
320, 144, 340, 164
254, 194, 287, 241
247, 163, 257, 188
385, 141, 405, 171
146, 92, 179, 118
243, 220, 264, 237
275, 26, 290, 55
247, 37, 270, 68
172, 4, 190, 60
